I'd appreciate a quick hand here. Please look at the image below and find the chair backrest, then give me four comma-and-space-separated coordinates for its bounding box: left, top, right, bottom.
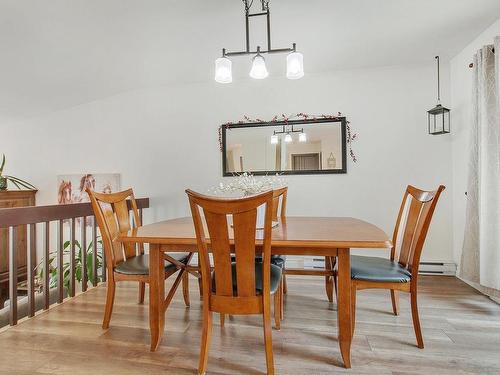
87, 188, 142, 274
391, 185, 445, 275
186, 189, 274, 314
272, 187, 287, 222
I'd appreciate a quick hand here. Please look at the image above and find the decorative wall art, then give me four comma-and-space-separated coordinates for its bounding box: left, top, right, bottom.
57, 173, 121, 204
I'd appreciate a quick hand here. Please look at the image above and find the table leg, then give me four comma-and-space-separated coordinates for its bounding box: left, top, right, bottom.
337, 248, 352, 368
149, 243, 165, 351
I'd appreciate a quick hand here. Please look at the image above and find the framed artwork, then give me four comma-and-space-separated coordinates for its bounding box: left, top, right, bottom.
57, 173, 121, 204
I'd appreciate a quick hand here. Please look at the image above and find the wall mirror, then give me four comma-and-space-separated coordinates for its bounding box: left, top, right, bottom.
222, 117, 347, 176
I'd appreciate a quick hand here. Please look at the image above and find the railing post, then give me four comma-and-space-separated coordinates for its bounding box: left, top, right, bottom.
8, 226, 18, 326
27, 223, 36, 317
92, 218, 98, 286
43, 221, 50, 310
70, 218, 76, 297
57, 220, 64, 303
81, 216, 87, 292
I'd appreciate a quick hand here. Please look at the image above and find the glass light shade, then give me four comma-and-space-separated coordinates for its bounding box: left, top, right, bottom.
249, 54, 269, 79
270, 134, 279, 144
284, 133, 292, 143
286, 52, 304, 79
215, 57, 232, 83
299, 132, 307, 142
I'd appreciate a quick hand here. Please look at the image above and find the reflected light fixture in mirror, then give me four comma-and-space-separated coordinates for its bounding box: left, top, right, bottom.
299, 131, 307, 142
215, 53, 232, 84
284, 133, 293, 143
287, 51, 304, 79
270, 134, 279, 144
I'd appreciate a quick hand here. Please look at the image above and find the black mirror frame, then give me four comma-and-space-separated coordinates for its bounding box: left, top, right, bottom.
221, 117, 347, 176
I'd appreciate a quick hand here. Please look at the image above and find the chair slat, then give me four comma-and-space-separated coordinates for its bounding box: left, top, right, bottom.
9, 226, 18, 326
233, 209, 257, 297
204, 211, 233, 297
114, 200, 135, 259
43, 221, 50, 310
407, 201, 432, 272
27, 223, 36, 317
57, 220, 64, 303
398, 197, 423, 268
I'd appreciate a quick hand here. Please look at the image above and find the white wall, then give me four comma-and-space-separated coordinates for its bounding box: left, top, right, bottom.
1, 64, 453, 262
450, 18, 500, 265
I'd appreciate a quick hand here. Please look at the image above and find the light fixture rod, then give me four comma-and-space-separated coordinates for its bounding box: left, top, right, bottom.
435, 55, 441, 104
232, 0, 289, 58
224, 47, 294, 57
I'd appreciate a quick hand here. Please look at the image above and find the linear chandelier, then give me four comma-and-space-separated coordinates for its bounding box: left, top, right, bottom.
215, 0, 304, 83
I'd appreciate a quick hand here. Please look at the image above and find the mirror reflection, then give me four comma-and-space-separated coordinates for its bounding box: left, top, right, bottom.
223, 120, 346, 175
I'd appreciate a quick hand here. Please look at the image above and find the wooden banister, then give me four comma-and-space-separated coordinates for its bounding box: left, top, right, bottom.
0, 198, 150, 327
0, 198, 149, 228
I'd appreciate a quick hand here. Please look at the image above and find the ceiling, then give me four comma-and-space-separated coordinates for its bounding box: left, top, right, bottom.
1, 0, 500, 120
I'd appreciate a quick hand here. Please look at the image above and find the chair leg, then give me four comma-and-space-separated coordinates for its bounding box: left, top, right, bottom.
410, 290, 424, 349
138, 281, 145, 304
198, 311, 213, 375
102, 278, 116, 329
198, 276, 203, 300
220, 313, 225, 327
325, 256, 334, 302
282, 273, 288, 295
274, 289, 281, 330
262, 302, 275, 375
280, 279, 284, 319
182, 271, 190, 307
351, 283, 357, 337
390, 289, 400, 316
333, 271, 338, 302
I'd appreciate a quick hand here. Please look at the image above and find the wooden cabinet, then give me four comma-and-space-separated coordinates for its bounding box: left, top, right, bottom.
0, 190, 37, 307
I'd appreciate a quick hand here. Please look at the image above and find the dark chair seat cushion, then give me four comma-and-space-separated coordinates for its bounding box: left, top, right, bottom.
212, 262, 282, 294
351, 255, 411, 283
114, 253, 190, 276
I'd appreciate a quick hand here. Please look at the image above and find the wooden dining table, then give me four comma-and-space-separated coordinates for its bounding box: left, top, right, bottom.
118, 216, 391, 369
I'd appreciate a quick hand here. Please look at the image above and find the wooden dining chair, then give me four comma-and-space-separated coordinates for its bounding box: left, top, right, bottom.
88, 188, 193, 329
186, 189, 280, 375
345, 185, 445, 348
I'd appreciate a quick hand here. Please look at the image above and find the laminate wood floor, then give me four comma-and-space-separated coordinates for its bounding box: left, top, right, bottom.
0, 276, 499, 375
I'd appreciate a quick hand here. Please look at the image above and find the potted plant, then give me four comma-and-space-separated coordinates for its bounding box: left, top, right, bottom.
0, 154, 36, 190
37, 238, 104, 292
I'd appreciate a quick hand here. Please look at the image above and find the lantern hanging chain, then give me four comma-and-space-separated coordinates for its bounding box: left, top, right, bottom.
436, 56, 441, 104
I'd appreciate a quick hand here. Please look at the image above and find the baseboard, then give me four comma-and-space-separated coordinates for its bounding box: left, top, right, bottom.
285, 256, 457, 276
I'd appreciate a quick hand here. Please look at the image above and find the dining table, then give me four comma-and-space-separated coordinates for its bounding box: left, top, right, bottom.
117, 216, 392, 369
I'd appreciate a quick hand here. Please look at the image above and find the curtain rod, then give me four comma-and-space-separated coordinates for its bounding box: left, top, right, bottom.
469, 47, 495, 68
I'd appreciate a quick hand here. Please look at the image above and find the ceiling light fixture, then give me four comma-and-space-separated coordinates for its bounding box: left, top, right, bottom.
427, 56, 450, 135
249, 47, 269, 79
215, 0, 304, 83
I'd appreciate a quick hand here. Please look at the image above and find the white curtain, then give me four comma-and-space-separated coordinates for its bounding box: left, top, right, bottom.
460, 37, 500, 294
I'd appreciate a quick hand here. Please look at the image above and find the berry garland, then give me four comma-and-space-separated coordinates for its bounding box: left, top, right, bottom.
218, 112, 358, 162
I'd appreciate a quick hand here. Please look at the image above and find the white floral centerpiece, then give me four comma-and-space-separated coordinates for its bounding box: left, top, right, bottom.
210, 172, 286, 228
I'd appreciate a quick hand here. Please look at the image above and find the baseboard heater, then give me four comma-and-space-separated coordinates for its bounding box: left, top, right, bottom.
285, 257, 457, 276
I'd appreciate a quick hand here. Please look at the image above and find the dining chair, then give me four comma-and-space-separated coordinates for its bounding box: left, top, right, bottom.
345, 184, 445, 348
88, 188, 193, 329
186, 189, 280, 375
